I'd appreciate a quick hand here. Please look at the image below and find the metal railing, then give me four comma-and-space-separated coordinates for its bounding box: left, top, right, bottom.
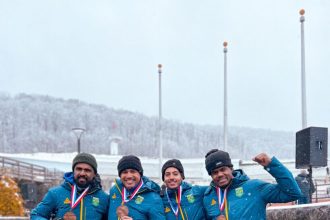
0, 156, 63, 184
313, 179, 330, 203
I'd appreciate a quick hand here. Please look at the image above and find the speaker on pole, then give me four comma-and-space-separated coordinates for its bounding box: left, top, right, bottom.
296, 127, 328, 169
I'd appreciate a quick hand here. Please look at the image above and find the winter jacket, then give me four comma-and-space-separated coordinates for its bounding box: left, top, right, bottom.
161, 181, 207, 220
203, 157, 302, 220
30, 172, 109, 220
108, 176, 165, 220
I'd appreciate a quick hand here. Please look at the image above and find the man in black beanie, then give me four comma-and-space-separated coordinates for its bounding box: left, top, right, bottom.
31, 152, 109, 220
203, 149, 302, 220
160, 159, 207, 219
108, 154, 165, 220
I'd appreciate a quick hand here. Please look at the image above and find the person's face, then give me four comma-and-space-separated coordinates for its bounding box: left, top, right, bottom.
164, 167, 183, 189
73, 163, 96, 188
120, 169, 141, 189
211, 166, 233, 188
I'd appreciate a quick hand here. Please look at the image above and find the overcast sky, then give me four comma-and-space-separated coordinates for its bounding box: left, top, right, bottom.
0, 0, 329, 132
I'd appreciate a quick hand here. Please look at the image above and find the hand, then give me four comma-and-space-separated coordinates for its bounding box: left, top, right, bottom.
120, 216, 133, 220
63, 212, 76, 220
253, 153, 271, 167
116, 205, 129, 218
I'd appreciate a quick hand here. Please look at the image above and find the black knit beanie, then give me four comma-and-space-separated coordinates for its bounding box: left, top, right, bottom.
72, 153, 98, 174
117, 155, 143, 176
205, 149, 232, 175
161, 159, 185, 181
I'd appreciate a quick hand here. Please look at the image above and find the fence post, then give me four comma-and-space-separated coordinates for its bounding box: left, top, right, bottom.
315, 181, 318, 203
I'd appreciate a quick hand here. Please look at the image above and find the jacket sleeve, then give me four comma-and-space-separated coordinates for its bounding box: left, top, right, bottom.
30, 190, 57, 220
259, 157, 302, 203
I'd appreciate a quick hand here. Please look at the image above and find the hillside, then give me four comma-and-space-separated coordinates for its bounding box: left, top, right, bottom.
0, 93, 295, 159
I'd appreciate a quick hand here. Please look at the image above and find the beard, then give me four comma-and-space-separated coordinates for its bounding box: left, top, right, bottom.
75, 176, 93, 188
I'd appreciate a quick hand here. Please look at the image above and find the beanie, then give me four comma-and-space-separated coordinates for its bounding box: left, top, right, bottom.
205, 149, 232, 175
117, 155, 143, 176
72, 153, 98, 173
161, 159, 185, 181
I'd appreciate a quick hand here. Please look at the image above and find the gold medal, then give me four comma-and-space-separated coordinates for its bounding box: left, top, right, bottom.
217, 215, 226, 220
63, 211, 76, 220
116, 205, 129, 218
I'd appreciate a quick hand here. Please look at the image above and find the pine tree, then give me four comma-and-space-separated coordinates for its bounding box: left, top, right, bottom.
0, 176, 24, 216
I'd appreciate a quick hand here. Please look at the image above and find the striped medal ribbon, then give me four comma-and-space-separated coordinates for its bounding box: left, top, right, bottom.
121, 180, 144, 203
70, 184, 89, 209
165, 185, 182, 217
216, 186, 228, 214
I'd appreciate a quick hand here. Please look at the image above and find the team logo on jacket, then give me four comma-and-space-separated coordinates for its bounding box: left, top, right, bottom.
92, 197, 100, 206
112, 193, 117, 199
165, 207, 171, 213
64, 198, 71, 204
211, 199, 217, 206
235, 187, 244, 197
135, 195, 144, 204
186, 194, 195, 203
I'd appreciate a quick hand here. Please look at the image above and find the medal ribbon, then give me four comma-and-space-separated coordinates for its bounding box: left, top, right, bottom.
70, 184, 89, 209
121, 179, 144, 203
165, 185, 182, 217
216, 186, 228, 212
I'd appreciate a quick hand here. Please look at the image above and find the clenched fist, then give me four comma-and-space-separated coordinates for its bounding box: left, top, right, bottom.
253, 153, 271, 167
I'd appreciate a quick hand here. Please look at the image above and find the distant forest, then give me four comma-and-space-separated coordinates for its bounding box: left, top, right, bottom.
0, 93, 295, 159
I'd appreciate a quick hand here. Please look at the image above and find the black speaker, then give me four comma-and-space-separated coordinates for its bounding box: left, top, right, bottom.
296, 126, 328, 169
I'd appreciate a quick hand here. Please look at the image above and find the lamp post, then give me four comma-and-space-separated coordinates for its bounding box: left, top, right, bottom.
299, 9, 307, 129
223, 41, 228, 152
158, 64, 163, 182
72, 128, 86, 153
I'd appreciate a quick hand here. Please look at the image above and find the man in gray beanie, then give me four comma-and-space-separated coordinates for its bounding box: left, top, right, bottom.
203, 149, 302, 220
31, 152, 109, 220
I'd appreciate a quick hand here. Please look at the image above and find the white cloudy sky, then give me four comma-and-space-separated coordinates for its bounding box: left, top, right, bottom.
0, 0, 329, 132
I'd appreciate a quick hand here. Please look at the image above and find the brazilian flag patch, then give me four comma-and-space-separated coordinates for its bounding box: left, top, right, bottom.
186, 194, 195, 203
92, 197, 100, 206
135, 195, 144, 204
235, 187, 244, 198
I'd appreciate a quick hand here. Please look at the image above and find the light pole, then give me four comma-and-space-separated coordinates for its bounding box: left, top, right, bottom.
223, 41, 228, 151
158, 64, 163, 182
72, 128, 85, 153
300, 9, 307, 129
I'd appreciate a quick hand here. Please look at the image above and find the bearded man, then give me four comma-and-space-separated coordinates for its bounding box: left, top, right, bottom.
31, 153, 109, 220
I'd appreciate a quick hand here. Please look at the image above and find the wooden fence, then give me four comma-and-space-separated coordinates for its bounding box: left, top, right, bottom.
0, 156, 63, 184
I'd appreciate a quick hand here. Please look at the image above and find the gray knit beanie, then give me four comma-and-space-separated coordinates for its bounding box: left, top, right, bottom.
72, 153, 98, 173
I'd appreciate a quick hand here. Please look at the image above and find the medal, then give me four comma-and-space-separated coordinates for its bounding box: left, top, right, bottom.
116, 205, 129, 218
217, 215, 226, 220
63, 211, 76, 220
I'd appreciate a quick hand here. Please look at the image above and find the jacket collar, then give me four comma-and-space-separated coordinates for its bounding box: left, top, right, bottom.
62, 172, 102, 194
205, 169, 249, 195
